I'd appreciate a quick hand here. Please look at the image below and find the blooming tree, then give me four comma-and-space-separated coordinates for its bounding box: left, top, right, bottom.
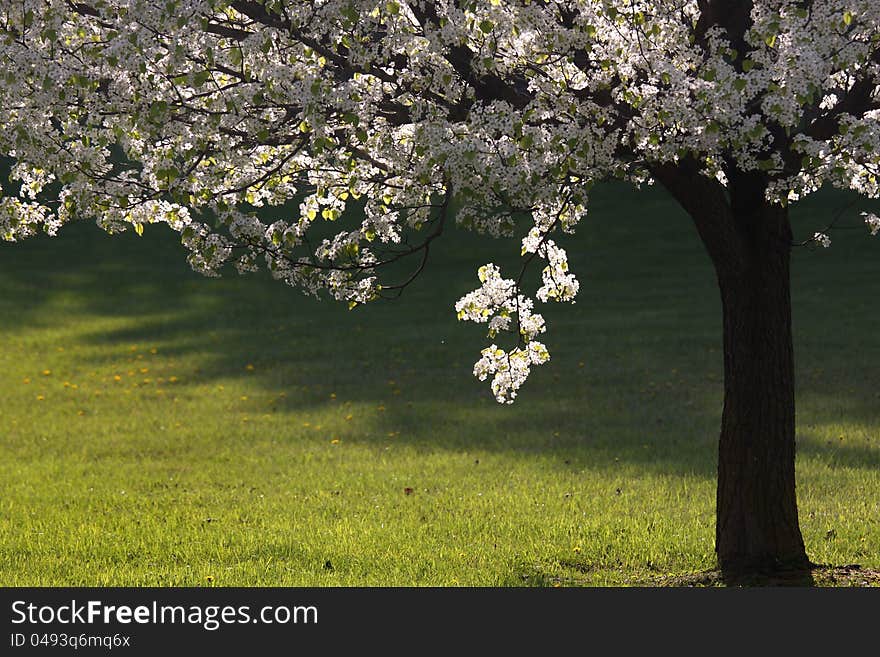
1, 0, 878, 575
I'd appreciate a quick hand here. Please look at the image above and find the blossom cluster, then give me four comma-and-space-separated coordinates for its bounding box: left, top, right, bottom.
455, 263, 551, 402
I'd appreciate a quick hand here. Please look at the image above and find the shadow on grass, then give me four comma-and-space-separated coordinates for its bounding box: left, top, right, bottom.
1, 186, 877, 480
650, 567, 818, 587
652, 564, 880, 587
797, 432, 880, 471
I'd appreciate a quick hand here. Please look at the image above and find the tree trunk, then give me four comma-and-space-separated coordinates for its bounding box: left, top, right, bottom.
712, 203, 809, 574
652, 164, 810, 575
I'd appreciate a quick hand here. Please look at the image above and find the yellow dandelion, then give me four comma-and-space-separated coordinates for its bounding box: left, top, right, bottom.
113, 375, 122, 382
42, 370, 51, 376
330, 438, 340, 444
169, 376, 178, 383
77, 410, 85, 416
36, 395, 45, 401
345, 414, 353, 421
150, 348, 157, 354
330, 392, 337, 399
22, 377, 30, 384
245, 363, 255, 371
240, 395, 248, 401
139, 368, 149, 374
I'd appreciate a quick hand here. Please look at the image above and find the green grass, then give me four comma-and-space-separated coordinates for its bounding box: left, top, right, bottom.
0, 184, 878, 586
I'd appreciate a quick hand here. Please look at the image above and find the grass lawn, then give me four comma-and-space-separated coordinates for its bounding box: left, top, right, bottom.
0, 183, 878, 586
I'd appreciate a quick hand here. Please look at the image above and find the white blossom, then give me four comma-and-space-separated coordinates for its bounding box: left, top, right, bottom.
863, 212, 880, 236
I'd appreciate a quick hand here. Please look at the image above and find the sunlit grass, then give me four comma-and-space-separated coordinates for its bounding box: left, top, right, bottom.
0, 184, 877, 585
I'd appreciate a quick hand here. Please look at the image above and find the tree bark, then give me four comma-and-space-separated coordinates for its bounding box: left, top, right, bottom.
713, 203, 809, 573
653, 164, 810, 575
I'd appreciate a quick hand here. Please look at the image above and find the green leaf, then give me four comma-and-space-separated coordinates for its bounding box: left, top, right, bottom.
157, 166, 179, 182
192, 70, 212, 87
148, 101, 168, 121
518, 134, 534, 149
341, 5, 358, 24
479, 19, 494, 34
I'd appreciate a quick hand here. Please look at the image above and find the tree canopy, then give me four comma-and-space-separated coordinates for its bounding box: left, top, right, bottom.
2, 1, 879, 402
